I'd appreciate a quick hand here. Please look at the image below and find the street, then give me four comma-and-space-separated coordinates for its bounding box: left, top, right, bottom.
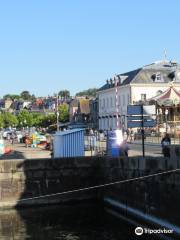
85, 137, 163, 157
128, 142, 162, 157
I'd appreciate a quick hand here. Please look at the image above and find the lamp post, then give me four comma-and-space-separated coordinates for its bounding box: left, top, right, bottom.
56, 94, 59, 132
114, 77, 120, 130
165, 109, 169, 133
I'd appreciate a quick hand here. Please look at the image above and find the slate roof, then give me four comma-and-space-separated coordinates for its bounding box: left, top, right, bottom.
98, 69, 140, 91
118, 68, 142, 85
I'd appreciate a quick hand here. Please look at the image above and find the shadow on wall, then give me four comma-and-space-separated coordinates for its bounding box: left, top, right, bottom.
15, 157, 104, 208
0, 155, 180, 239
0, 156, 106, 239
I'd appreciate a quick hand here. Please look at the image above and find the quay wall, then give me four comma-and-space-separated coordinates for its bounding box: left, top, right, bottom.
0, 156, 153, 208
0, 157, 105, 208
0, 150, 180, 230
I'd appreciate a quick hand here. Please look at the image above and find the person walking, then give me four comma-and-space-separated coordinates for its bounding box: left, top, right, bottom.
130, 130, 134, 143
11, 132, 16, 145
121, 140, 129, 157
161, 133, 171, 158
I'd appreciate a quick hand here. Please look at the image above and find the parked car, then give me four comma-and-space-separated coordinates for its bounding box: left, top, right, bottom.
3, 129, 13, 139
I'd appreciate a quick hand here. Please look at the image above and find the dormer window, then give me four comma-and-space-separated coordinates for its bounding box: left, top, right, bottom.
152, 72, 163, 82
156, 73, 161, 82
156, 73, 161, 81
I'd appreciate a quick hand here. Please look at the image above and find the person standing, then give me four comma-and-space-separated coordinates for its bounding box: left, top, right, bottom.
161, 133, 171, 157
130, 130, 134, 143
11, 133, 15, 145
121, 140, 129, 157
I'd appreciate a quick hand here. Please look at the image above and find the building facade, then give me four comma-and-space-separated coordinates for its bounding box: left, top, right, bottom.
97, 60, 180, 130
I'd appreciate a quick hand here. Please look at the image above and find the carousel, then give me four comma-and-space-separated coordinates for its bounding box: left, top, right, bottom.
148, 85, 180, 136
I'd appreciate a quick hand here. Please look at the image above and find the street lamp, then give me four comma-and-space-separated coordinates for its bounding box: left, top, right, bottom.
165, 109, 169, 133
56, 94, 59, 132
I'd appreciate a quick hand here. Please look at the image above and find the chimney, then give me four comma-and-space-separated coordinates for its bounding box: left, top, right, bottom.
110, 78, 113, 86
118, 75, 121, 85
114, 77, 116, 85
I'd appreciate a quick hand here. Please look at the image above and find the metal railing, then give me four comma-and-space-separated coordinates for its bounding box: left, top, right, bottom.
84, 134, 107, 156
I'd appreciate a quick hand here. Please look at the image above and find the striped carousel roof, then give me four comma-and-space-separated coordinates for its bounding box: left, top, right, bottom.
149, 87, 180, 106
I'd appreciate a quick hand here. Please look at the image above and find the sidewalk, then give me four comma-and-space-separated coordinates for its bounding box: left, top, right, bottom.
132, 138, 180, 146
0, 143, 51, 160
131, 140, 161, 146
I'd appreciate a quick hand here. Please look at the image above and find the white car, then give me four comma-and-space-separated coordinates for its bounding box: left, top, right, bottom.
3, 130, 12, 139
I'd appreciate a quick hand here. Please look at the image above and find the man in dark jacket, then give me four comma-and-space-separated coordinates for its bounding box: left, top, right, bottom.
161, 134, 171, 157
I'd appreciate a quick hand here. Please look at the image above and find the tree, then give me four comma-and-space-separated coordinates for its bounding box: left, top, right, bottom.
31, 94, 36, 102
17, 110, 33, 127
58, 90, 70, 100
58, 104, 69, 123
75, 88, 97, 97
3, 94, 20, 100
20, 91, 32, 100
2, 112, 18, 128
31, 113, 44, 127
0, 114, 4, 128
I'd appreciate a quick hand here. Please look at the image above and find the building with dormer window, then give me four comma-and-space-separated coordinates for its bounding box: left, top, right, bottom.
97, 60, 180, 130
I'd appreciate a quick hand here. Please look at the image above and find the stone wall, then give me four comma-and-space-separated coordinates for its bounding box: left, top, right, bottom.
0, 155, 180, 229
102, 155, 180, 228
0, 157, 105, 208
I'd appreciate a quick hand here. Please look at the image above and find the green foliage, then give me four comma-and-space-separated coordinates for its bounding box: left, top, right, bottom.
30, 113, 56, 128
31, 94, 36, 102
58, 90, 70, 99
75, 88, 97, 97
58, 104, 69, 123
31, 113, 43, 127
0, 111, 57, 129
20, 91, 35, 100
0, 114, 4, 128
17, 110, 34, 127
40, 114, 56, 128
2, 112, 18, 128
3, 94, 20, 100
3, 91, 35, 101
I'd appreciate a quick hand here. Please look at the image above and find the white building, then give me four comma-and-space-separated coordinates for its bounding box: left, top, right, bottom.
97, 60, 180, 130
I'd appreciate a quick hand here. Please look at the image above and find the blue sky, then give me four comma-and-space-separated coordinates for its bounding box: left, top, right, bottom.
0, 0, 180, 97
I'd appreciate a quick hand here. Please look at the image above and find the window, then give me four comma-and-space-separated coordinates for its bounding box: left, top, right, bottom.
106, 98, 109, 108
103, 98, 105, 108
156, 73, 161, 81
152, 72, 163, 82
123, 95, 125, 105
127, 94, 130, 104
141, 94, 146, 102
154, 72, 163, 82
110, 97, 113, 107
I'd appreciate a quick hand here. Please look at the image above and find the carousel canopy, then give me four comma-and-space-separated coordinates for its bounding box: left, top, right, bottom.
149, 87, 180, 106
